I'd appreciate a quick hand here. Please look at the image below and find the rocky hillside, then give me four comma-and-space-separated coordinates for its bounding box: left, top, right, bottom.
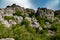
0, 4, 60, 40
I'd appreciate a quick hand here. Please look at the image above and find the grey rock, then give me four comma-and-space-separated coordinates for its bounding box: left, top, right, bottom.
14, 16, 23, 23
36, 8, 54, 19
31, 18, 40, 28
45, 22, 51, 28
39, 27, 43, 30
25, 17, 31, 22
2, 20, 11, 27
9, 20, 17, 25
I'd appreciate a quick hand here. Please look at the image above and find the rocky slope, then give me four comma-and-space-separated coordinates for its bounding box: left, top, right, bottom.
0, 4, 55, 27
0, 4, 60, 40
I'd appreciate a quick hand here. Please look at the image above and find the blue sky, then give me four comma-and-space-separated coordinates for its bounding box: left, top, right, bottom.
0, 0, 60, 10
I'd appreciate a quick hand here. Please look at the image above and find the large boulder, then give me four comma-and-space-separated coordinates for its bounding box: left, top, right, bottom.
14, 16, 23, 24
6, 4, 25, 13
4, 8, 13, 16
36, 8, 54, 19
25, 8, 35, 17
39, 27, 43, 30
0, 9, 4, 14
31, 18, 40, 28
2, 20, 11, 27
25, 17, 31, 22
9, 20, 17, 25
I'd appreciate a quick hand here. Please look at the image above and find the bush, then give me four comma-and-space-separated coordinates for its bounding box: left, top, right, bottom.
13, 10, 22, 16
2, 28, 14, 38
50, 23, 59, 31
36, 16, 45, 27
11, 24, 28, 40
4, 16, 15, 21
21, 19, 30, 27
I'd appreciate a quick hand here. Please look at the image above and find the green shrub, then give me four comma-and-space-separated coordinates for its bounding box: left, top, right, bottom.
21, 19, 30, 27
36, 16, 45, 27
4, 16, 15, 21
55, 34, 60, 40
51, 23, 59, 31
13, 10, 22, 16
27, 27, 36, 33
0, 22, 5, 38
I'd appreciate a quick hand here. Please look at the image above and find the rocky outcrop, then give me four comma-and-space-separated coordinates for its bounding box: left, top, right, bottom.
36, 8, 54, 19
6, 4, 25, 13
0, 4, 57, 27
25, 17, 40, 28
14, 16, 23, 24
25, 8, 35, 14
31, 18, 40, 28
0, 4, 59, 37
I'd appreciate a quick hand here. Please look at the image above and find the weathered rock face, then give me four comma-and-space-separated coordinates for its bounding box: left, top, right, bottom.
0, 4, 26, 27
4, 8, 14, 16
25, 17, 40, 28
14, 16, 23, 24
31, 18, 40, 28
36, 8, 54, 19
0, 9, 4, 14
25, 8, 35, 13
0, 4, 55, 19
9, 20, 17, 25
25, 8, 35, 17
0, 4, 57, 28
2, 20, 11, 27
5, 4, 25, 14
25, 17, 31, 22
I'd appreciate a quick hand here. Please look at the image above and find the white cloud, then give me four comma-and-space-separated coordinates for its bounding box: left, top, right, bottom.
45, 0, 59, 10
4, 0, 32, 8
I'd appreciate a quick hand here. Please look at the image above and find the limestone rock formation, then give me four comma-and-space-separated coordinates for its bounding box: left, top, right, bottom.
36, 8, 54, 19
0, 4, 57, 28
